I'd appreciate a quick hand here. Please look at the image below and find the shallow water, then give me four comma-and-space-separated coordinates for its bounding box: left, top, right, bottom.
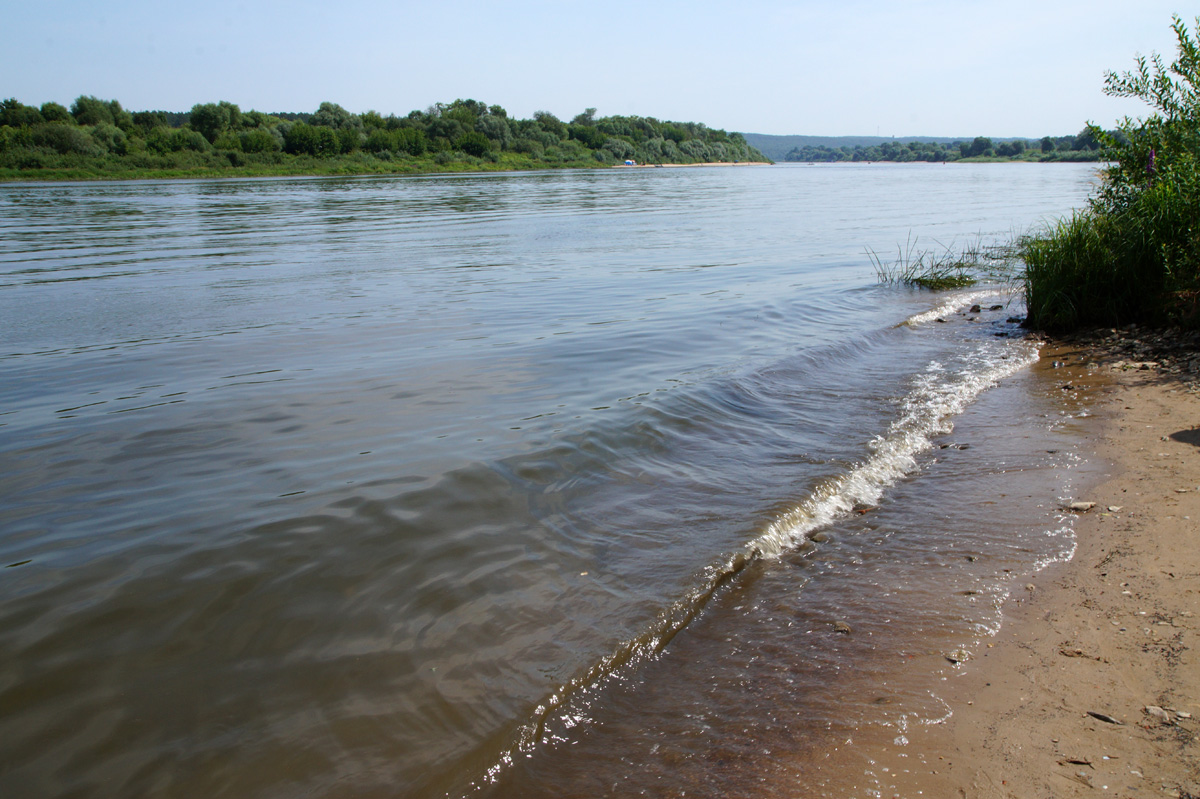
0, 164, 1098, 797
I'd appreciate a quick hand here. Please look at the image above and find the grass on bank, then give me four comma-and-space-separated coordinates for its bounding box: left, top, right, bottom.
0, 149, 612, 182
1021, 14, 1200, 331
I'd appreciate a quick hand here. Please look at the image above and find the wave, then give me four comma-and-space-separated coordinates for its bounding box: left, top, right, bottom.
468, 326, 1041, 793
900, 287, 1020, 327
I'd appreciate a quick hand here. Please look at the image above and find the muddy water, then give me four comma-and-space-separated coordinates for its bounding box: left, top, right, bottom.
0, 164, 1099, 797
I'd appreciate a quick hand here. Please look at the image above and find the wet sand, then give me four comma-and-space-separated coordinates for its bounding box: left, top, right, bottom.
880, 339, 1200, 798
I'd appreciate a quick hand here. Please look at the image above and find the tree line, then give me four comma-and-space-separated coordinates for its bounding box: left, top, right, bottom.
782, 131, 1118, 163
0, 96, 768, 178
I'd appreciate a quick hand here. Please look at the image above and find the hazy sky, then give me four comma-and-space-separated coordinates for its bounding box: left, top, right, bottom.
3, 1, 1190, 137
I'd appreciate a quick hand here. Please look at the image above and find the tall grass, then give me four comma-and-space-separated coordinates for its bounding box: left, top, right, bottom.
1022, 164, 1200, 330
869, 234, 1021, 291
1021, 14, 1200, 331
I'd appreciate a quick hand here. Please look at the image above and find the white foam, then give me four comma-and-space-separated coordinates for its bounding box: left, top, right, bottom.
752, 338, 1041, 558
471, 334, 1045, 793
902, 288, 1019, 328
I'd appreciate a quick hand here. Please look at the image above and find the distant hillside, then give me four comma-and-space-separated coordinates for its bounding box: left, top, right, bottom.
740, 133, 1048, 162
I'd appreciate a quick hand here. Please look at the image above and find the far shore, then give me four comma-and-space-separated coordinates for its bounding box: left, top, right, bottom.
610, 161, 772, 169
876, 331, 1200, 797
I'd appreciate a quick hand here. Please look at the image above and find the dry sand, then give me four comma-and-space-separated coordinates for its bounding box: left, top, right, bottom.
873, 340, 1200, 798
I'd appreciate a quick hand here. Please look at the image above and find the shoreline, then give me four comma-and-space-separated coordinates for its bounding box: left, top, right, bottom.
0, 160, 775, 184
609, 161, 772, 169
884, 330, 1200, 797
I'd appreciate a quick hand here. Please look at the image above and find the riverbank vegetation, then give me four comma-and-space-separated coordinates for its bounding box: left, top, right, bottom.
869, 235, 1022, 291
781, 131, 1111, 163
1022, 14, 1200, 330
0, 98, 767, 181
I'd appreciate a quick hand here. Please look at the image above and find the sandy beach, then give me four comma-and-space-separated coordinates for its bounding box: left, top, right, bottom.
872, 332, 1200, 798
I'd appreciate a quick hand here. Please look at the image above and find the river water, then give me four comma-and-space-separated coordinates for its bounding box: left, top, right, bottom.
0, 163, 1099, 798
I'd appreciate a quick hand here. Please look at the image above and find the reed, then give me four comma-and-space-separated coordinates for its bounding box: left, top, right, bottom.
868, 234, 1020, 291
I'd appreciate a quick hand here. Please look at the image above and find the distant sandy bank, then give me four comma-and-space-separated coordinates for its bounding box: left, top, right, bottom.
610, 161, 772, 168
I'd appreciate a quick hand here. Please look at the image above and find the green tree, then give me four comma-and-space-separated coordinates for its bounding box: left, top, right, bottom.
312, 101, 359, 129
533, 111, 566, 139
336, 126, 361, 154
427, 116, 464, 142
475, 114, 512, 149
568, 124, 605, 149
455, 130, 491, 157
239, 128, 278, 153
0, 98, 43, 127
571, 107, 597, 126
133, 111, 167, 132
283, 122, 318, 155
39, 102, 70, 123
243, 110, 274, 129
189, 102, 232, 143
70, 96, 120, 126
364, 128, 396, 153
32, 123, 100, 155
602, 137, 635, 160
219, 101, 242, 131
90, 123, 127, 154
171, 128, 210, 152
1072, 127, 1102, 151
966, 136, 993, 157
396, 128, 427, 155
660, 123, 686, 143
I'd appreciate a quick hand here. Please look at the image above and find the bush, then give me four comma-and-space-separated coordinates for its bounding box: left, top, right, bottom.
40, 102, 70, 123
1, 98, 44, 127
190, 102, 232, 143
239, 128, 279, 153
172, 129, 211, 152
32, 123, 101, 155
396, 128, 427, 155
1023, 14, 1200, 329
602, 137, 634, 160
454, 131, 491, 157
0, 125, 34, 151
90, 123, 127, 154
510, 137, 543, 157
364, 128, 395, 153
476, 114, 512, 149
569, 124, 606, 149
337, 127, 361, 154
71, 95, 117, 126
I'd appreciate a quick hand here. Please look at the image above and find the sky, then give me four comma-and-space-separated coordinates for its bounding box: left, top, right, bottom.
2, 0, 1192, 137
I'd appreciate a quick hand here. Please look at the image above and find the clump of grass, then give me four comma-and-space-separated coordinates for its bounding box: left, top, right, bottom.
1022, 14, 1200, 331
868, 234, 994, 290
1022, 171, 1200, 329
1022, 212, 1144, 330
